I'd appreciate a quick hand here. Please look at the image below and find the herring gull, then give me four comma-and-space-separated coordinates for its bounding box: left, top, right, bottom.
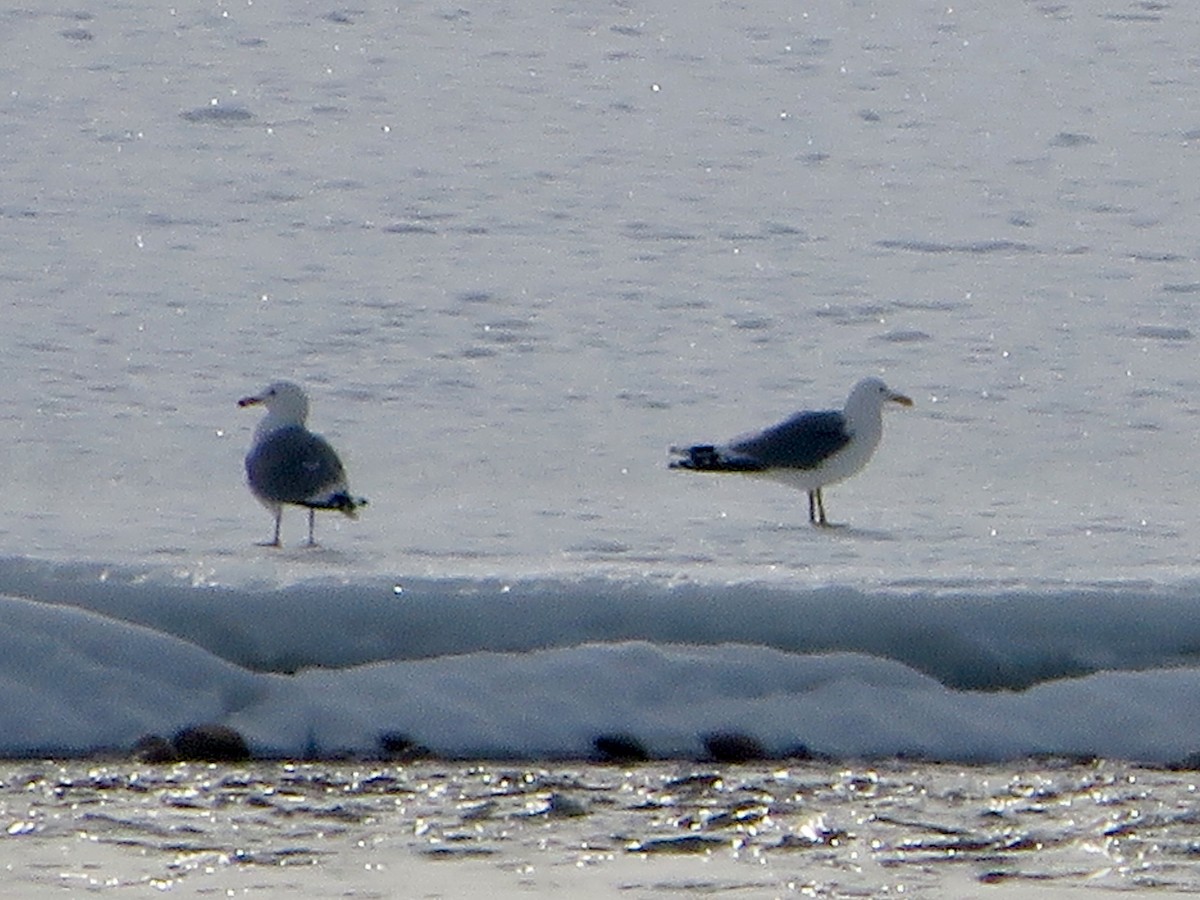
238, 381, 367, 546
669, 377, 912, 526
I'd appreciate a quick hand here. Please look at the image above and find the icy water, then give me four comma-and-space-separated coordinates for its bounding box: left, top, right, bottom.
5, 758, 1200, 898
6, 0, 1200, 895
4, 0, 1200, 584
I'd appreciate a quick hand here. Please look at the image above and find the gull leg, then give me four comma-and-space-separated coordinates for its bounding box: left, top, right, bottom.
305, 509, 318, 547
809, 488, 831, 527
257, 511, 283, 547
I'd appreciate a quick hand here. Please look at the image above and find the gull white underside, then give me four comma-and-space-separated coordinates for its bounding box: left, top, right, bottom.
748, 437, 881, 492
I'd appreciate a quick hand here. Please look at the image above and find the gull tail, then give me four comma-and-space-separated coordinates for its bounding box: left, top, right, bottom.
306, 492, 369, 519
668, 444, 766, 473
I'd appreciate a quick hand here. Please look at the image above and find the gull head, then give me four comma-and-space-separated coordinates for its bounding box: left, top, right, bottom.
847, 377, 913, 416
238, 380, 310, 426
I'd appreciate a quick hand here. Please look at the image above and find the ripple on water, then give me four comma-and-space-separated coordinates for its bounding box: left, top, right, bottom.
6, 759, 1200, 895
1135, 325, 1192, 341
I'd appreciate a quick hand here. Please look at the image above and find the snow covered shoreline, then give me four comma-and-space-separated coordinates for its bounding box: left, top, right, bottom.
6, 557, 1200, 764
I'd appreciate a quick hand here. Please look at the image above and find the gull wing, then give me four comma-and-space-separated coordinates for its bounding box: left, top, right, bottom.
246, 425, 347, 504
728, 410, 851, 470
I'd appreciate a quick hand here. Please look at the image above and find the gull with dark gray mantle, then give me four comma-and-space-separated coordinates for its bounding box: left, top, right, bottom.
670, 377, 912, 526
238, 381, 367, 547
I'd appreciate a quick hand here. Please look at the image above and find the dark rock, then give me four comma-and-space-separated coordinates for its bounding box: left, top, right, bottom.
1165, 752, 1200, 771
132, 734, 177, 764
703, 731, 767, 763
593, 733, 650, 763
172, 724, 251, 762
379, 732, 431, 761
781, 743, 815, 761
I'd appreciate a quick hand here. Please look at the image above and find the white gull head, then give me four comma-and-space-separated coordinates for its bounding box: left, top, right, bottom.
843, 376, 914, 428
238, 381, 310, 443
824, 377, 914, 490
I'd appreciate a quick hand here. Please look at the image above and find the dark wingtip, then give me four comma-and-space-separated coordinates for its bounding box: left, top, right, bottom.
674, 445, 724, 470
329, 492, 367, 518
670, 445, 767, 473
